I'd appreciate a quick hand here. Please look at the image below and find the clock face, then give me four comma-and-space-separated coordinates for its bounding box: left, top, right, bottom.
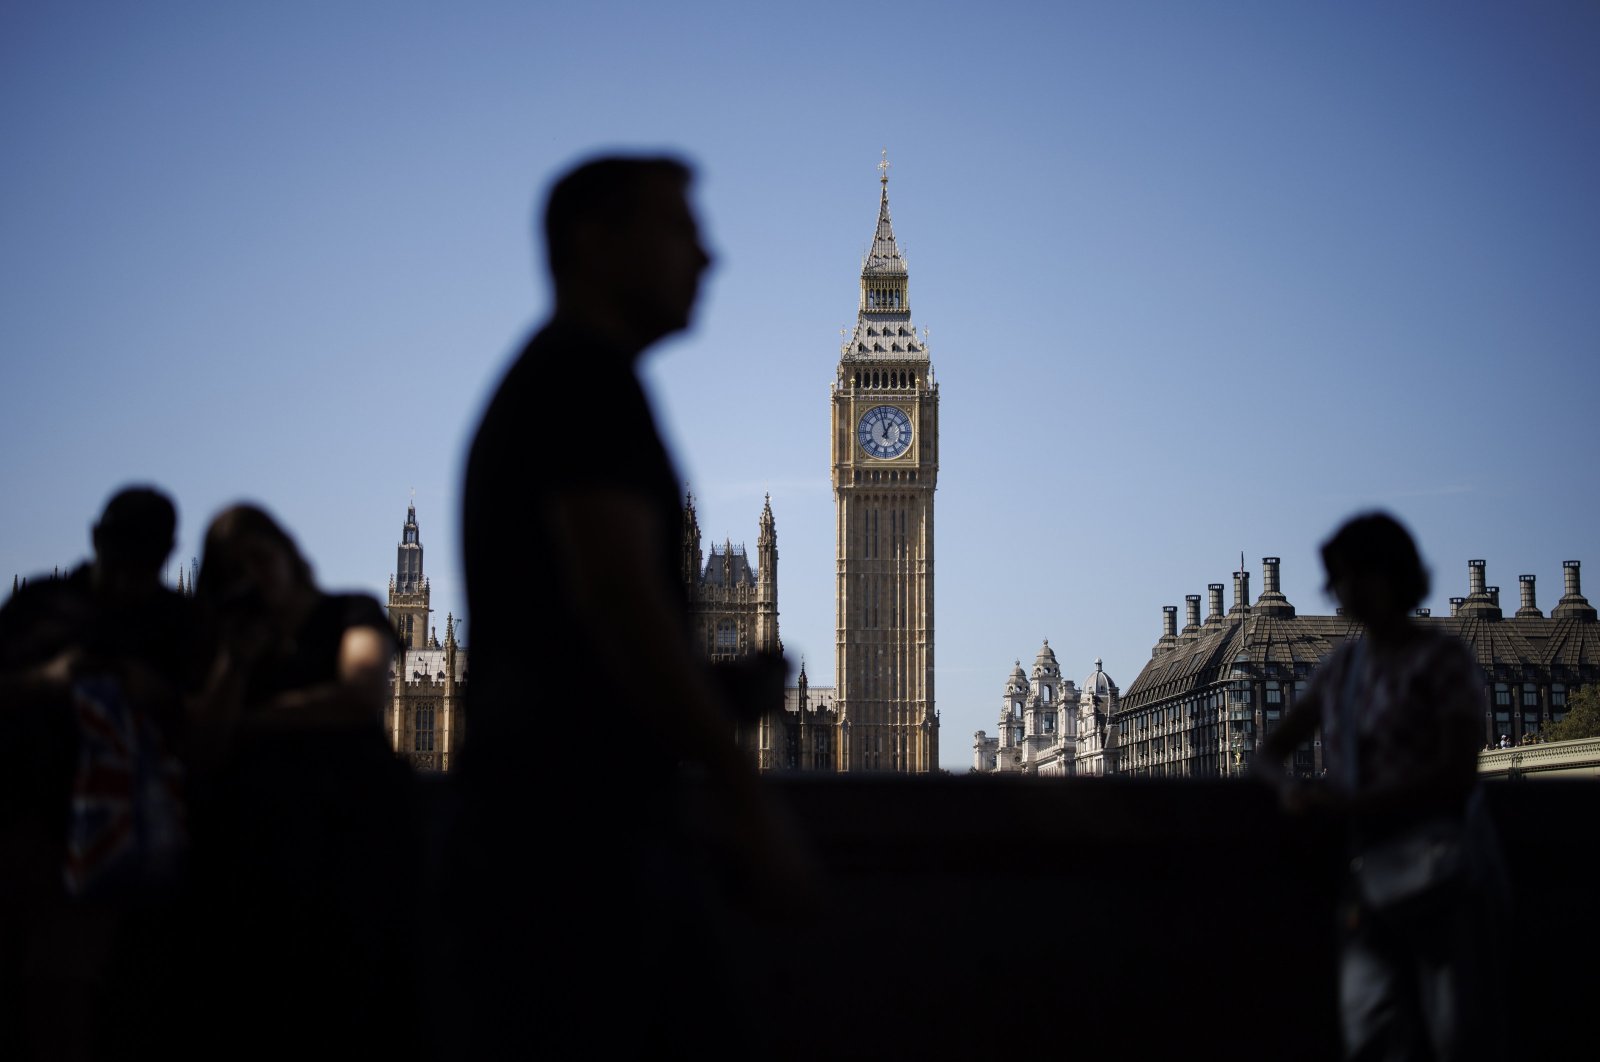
858, 405, 912, 459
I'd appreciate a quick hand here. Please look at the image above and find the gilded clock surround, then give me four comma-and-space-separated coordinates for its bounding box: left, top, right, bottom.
857, 404, 913, 460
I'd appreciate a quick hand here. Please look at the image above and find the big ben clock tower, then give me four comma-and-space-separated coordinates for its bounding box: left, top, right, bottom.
832, 154, 939, 772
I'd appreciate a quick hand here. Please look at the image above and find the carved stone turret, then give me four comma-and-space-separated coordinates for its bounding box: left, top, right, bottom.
388, 501, 431, 649
681, 491, 702, 590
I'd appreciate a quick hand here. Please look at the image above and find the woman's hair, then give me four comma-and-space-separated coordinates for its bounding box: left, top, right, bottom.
1320, 511, 1430, 612
195, 503, 314, 608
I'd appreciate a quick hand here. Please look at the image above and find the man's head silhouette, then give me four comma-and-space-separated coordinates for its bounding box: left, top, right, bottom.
543, 154, 712, 351
90, 485, 176, 591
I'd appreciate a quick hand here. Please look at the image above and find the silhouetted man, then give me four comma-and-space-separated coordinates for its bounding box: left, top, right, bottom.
0, 485, 195, 1061
450, 155, 810, 1058
1, 486, 192, 696
0, 486, 195, 871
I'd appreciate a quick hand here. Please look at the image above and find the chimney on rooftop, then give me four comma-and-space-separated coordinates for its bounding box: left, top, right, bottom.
1185, 595, 1202, 631
1253, 556, 1295, 617
1517, 574, 1541, 618
1230, 571, 1250, 615
1156, 605, 1180, 656
1450, 597, 1464, 617
1459, 560, 1502, 619
1206, 584, 1225, 625
1553, 560, 1597, 621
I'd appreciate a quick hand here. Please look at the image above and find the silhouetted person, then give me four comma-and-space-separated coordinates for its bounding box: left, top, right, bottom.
183, 503, 422, 1062
0, 485, 196, 1062
449, 154, 814, 1058
1257, 512, 1509, 1062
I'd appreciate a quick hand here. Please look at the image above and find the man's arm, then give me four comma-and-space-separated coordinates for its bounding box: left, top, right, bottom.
548, 489, 755, 768
259, 624, 393, 728
548, 488, 815, 897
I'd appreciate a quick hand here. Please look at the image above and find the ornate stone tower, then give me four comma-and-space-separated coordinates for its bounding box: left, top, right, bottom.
682, 492, 783, 767
385, 500, 465, 771
682, 491, 780, 663
388, 501, 430, 649
831, 155, 939, 772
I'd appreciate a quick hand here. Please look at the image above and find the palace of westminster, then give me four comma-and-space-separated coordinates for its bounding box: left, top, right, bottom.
380, 164, 1600, 777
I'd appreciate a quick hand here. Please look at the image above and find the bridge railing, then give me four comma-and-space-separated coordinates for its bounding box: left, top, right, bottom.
1478, 735, 1600, 779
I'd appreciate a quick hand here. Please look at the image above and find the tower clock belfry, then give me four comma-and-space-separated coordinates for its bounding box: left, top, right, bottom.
832, 154, 939, 772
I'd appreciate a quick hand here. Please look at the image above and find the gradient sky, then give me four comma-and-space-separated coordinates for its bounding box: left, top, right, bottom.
3, 2, 1597, 771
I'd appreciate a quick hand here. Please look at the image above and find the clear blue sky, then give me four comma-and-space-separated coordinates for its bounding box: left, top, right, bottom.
3, 2, 1597, 771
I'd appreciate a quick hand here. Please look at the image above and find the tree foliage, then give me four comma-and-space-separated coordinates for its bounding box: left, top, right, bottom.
1545, 685, 1600, 742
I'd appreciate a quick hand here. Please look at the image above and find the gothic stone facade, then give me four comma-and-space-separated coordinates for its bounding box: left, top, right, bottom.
385, 503, 465, 772
681, 492, 785, 769
680, 494, 842, 772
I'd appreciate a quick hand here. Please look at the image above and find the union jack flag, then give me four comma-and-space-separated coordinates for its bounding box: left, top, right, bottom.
63, 674, 188, 898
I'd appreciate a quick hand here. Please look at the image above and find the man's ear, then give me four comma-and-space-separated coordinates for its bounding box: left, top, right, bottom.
573, 216, 627, 267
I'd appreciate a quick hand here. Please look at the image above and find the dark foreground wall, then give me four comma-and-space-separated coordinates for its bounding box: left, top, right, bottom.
9, 771, 1583, 1060
744, 776, 1595, 1062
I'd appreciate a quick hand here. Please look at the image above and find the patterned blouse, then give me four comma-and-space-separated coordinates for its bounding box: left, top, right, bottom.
1311, 627, 1485, 832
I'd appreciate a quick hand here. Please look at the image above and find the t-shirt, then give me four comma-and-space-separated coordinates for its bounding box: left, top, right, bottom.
0, 566, 198, 866
460, 318, 686, 789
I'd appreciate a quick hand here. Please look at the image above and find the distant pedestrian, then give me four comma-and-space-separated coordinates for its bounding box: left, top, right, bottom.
1257, 512, 1510, 1062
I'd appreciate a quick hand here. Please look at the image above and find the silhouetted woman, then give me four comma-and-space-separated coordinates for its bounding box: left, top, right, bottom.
1258, 512, 1509, 1062
185, 503, 422, 1061
190, 504, 392, 747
